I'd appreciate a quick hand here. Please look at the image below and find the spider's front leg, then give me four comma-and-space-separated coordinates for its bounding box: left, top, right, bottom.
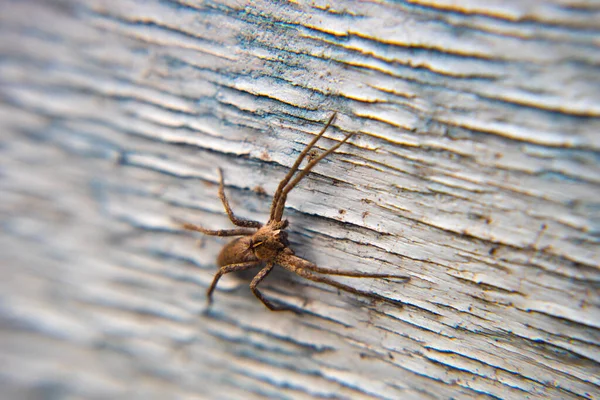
298, 263, 410, 281
276, 253, 408, 306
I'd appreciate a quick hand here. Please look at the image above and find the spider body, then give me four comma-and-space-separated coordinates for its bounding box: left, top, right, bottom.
217, 222, 289, 266
177, 113, 409, 311
216, 236, 256, 266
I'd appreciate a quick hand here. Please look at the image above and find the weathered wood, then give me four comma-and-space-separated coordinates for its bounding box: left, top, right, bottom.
1, 1, 599, 399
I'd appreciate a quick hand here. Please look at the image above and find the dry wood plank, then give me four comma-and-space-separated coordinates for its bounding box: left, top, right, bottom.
1, 1, 599, 399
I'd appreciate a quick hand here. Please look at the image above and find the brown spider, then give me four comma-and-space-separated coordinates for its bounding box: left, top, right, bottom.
176, 113, 409, 311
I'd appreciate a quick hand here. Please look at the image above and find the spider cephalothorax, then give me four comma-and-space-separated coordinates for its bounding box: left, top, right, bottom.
177, 113, 409, 311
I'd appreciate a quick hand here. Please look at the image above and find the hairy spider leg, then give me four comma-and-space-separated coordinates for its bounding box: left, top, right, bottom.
206, 261, 261, 304
292, 259, 410, 281
249, 262, 293, 311
276, 253, 396, 304
272, 132, 355, 222
269, 112, 337, 221
176, 219, 255, 237
218, 168, 262, 228
176, 168, 263, 236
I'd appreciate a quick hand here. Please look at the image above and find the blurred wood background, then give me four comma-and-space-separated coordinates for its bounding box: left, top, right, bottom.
1, 1, 599, 399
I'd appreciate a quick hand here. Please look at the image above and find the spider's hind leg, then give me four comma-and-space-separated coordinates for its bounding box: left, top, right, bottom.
250, 263, 297, 312
206, 261, 261, 304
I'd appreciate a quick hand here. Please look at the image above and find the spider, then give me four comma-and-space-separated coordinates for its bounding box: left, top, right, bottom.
176, 113, 409, 311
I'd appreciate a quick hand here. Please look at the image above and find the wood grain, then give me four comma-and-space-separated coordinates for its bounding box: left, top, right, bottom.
1, 1, 598, 399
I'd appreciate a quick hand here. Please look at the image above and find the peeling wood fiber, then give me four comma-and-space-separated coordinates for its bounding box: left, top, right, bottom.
1, 1, 599, 399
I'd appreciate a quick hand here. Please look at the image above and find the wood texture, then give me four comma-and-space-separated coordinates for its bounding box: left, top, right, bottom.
1, 1, 599, 399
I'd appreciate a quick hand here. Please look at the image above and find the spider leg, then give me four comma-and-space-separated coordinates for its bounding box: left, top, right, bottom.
269, 112, 337, 221
272, 132, 355, 222
206, 261, 261, 304
217, 168, 262, 228
276, 254, 402, 305
175, 218, 255, 237
294, 260, 410, 281
250, 262, 294, 312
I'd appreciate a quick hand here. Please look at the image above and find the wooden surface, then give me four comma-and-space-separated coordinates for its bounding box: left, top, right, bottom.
1, 1, 599, 399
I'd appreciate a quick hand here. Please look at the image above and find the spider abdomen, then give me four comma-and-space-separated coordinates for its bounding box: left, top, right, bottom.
217, 236, 257, 267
